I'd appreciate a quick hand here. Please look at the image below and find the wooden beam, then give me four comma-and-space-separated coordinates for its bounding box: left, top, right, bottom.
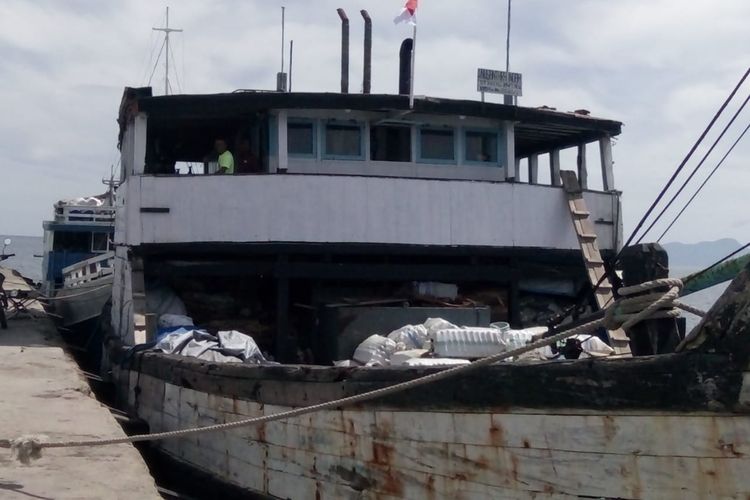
599, 135, 615, 191
528, 154, 539, 184
550, 149, 561, 186
577, 143, 588, 190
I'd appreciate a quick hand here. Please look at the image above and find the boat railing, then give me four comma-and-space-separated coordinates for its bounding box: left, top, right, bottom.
54, 204, 115, 224
62, 252, 115, 288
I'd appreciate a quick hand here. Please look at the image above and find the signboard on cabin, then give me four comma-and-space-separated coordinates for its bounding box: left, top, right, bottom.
477, 68, 523, 96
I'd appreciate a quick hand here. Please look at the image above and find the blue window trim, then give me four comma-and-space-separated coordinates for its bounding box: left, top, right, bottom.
417, 126, 458, 165
322, 120, 366, 161
462, 127, 503, 167
287, 118, 318, 159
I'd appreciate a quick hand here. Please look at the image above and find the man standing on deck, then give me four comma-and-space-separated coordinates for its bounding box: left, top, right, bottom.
214, 138, 234, 175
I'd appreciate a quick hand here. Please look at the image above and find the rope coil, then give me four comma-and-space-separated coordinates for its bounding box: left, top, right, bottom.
4, 278, 705, 464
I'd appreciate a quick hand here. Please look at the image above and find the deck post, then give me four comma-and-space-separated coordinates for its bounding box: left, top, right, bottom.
528, 154, 539, 184
277, 110, 289, 172
503, 121, 516, 182
276, 256, 292, 362
620, 243, 683, 355
577, 143, 588, 189
550, 149, 561, 186
599, 135, 615, 191
133, 113, 148, 175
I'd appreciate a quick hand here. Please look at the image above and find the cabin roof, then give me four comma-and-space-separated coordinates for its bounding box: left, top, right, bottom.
121, 88, 622, 156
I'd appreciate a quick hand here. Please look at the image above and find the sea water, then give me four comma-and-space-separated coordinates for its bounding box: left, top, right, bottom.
0, 235, 44, 283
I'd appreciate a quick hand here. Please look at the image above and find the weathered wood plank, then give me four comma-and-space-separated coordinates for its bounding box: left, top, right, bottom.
122, 349, 745, 412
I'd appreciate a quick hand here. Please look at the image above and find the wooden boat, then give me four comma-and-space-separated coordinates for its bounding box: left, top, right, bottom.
41, 196, 115, 331
104, 20, 750, 498
107, 265, 750, 499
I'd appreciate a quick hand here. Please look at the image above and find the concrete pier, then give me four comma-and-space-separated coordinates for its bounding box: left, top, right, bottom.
0, 267, 161, 499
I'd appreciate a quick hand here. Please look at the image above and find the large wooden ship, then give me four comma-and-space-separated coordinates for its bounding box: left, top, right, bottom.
103, 16, 750, 499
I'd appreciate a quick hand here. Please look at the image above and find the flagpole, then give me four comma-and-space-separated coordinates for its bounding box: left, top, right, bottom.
409, 23, 417, 108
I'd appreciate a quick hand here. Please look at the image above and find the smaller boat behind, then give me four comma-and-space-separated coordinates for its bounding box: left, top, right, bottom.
41, 193, 115, 336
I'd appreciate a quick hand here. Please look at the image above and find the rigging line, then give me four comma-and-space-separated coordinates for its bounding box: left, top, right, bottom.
617, 66, 750, 254
683, 241, 750, 286
139, 31, 159, 85
147, 37, 168, 87
657, 120, 750, 243
551, 68, 749, 332
637, 91, 750, 243
169, 44, 182, 93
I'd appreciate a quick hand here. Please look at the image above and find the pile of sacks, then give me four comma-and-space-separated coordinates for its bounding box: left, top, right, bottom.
340, 318, 614, 367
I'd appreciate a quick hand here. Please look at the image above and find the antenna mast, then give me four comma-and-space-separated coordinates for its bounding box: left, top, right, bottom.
153, 7, 183, 95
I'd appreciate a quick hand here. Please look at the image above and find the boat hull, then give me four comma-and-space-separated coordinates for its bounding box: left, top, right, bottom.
53, 275, 113, 328
111, 349, 750, 499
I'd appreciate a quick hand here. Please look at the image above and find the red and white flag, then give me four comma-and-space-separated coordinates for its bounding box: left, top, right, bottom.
394, 0, 418, 26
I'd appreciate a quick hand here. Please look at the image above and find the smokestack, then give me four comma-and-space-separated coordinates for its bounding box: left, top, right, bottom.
337, 8, 349, 94
399, 38, 413, 95
360, 10, 372, 94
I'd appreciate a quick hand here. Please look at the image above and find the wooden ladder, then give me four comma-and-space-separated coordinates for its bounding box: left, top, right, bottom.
560, 170, 631, 355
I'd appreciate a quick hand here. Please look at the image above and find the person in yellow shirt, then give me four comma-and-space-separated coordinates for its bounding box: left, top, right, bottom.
214, 138, 234, 175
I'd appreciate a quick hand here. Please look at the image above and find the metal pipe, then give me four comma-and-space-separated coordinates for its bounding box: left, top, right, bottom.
398, 38, 413, 95
289, 40, 294, 92
360, 10, 372, 94
337, 8, 349, 94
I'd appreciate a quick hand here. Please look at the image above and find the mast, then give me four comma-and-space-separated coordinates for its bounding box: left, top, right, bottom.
153, 7, 183, 95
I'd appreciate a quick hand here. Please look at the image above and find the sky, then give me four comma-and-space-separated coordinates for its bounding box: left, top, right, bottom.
0, 0, 748, 244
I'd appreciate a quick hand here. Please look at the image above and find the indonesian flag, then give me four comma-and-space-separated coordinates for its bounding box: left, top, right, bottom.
394, 0, 418, 26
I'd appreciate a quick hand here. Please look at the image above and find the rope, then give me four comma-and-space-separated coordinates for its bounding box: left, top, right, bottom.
4, 279, 705, 463
36, 285, 110, 302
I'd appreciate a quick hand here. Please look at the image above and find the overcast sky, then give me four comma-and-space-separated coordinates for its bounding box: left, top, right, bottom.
0, 0, 748, 244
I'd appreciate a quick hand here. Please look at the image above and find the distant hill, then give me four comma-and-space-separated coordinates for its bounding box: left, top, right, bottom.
662, 238, 744, 268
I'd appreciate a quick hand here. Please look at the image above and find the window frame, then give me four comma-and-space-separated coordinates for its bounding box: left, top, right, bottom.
417, 126, 458, 165
322, 120, 366, 161
462, 127, 502, 167
287, 118, 318, 159
369, 123, 413, 163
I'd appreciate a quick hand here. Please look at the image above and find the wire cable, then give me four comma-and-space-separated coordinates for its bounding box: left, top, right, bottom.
657, 121, 750, 242
619, 67, 750, 253
637, 92, 750, 243
147, 37, 167, 87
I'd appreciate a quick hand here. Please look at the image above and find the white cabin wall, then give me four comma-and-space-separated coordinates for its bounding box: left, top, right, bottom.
127, 175, 619, 251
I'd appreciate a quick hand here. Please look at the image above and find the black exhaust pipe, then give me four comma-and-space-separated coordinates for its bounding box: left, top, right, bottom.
337, 8, 349, 94
361, 10, 372, 94
398, 38, 413, 95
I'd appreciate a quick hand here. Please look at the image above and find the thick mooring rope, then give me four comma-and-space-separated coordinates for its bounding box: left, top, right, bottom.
5, 278, 704, 464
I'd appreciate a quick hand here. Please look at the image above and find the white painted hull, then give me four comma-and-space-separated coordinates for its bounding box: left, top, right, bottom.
54, 275, 113, 327
114, 364, 750, 500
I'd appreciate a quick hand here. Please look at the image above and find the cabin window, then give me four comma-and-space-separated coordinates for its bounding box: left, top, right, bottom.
287, 121, 316, 157
465, 130, 499, 164
92, 233, 109, 253
419, 128, 455, 163
324, 122, 364, 159
52, 232, 92, 253
370, 125, 412, 162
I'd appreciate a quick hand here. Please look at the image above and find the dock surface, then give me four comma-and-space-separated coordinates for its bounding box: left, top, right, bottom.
0, 267, 161, 499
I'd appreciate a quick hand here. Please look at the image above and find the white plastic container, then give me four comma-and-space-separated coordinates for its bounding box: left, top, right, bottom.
433, 327, 533, 359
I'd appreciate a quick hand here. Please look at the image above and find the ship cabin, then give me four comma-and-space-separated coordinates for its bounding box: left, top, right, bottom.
113, 88, 623, 363
41, 196, 115, 297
